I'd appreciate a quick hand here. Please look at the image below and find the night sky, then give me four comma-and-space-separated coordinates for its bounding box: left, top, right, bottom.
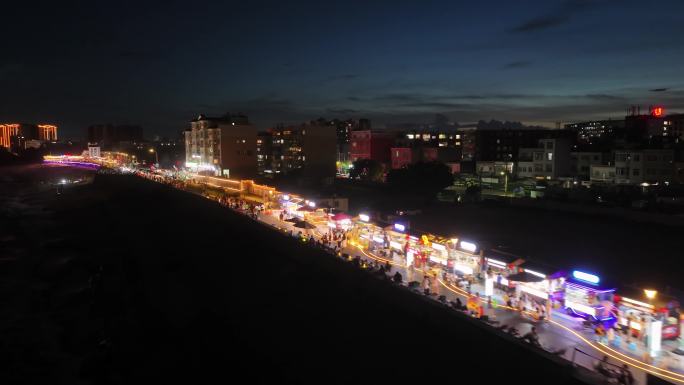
3, 0, 684, 139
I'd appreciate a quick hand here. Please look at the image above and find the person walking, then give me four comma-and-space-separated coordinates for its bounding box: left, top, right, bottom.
595, 323, 606, 343
619, 364, 634, 385
607, 326, 615, 346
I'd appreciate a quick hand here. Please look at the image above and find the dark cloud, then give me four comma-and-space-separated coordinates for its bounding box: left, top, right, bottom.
347, 96, 361, 102
394, 102, 470, 110
373, 93, 423, 103
325, 74, 359, 82
326, 108, 359, 115
502, 60, 532, 69
584, 94, 626, 101
650, 88, 669, 92
510, 0, 612, 33
511, 15, 569, 33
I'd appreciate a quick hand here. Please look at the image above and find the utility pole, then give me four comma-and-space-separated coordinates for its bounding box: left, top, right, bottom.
500, 171, 508, 196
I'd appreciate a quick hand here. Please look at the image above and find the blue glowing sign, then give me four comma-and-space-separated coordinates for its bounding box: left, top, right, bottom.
572, 270, 600, 285
394, 223, 405, 232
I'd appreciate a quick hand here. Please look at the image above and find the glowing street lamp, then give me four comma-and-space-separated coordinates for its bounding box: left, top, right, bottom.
149, 148, 158, 165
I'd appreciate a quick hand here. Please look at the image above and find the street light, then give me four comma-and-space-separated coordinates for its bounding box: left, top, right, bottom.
149, 148, 158, 166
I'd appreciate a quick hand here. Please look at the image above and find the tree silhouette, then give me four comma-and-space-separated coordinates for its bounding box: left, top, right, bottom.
349, 158, 384, 182
386, 161, 453, 200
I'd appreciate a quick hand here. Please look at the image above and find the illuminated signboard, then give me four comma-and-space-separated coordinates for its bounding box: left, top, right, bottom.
358, 214, 370, 222
460, 241, 477, 253
572, 270, 600, 285
394, 223, 405, 232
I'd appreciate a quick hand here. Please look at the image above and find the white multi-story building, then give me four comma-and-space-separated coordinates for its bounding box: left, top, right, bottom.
184, 114, 256, 178
613, 149, 674, 184
570, 152, 607, 180
516, 138, 571, 179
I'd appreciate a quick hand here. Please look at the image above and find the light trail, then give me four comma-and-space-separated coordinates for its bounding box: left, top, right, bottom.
435, 277, 684, 383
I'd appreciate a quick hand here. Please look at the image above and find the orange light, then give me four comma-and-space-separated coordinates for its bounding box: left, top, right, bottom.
653, 107, 664, 117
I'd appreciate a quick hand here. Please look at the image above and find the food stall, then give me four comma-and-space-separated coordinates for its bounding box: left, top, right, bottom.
350, 214, 383, 250
449, 239, 483, 277
382, 222, 416, 263
483, 253, 524, 291
563, 270, 616, 323
328, 212, 353, 231
302, 202, 329, 231
508, 261, 564, 315
614, 287, 681, 341
279, 194, 305, 218
420, 234, 450, 268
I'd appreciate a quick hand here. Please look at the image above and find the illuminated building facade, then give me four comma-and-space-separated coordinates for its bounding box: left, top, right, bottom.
0, 123, 58, 150
565, 119, 624, 146
0, 124, 20, 149
184, 114, 256, 178
265, 120, 336, 179
350, 130, 394, 164
38, 124, 58, 141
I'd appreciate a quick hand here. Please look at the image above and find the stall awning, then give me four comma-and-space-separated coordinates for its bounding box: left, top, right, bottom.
517, 260, 561, 279
506, 271, 545, 283
331, 213, 352, 221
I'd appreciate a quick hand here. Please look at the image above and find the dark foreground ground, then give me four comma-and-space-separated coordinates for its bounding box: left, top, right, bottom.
1, 166, 586, 384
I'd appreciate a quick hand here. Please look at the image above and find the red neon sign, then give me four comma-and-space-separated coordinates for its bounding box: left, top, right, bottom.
652, 107, 664, 117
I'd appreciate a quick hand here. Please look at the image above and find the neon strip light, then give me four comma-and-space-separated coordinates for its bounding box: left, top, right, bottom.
390, 241, 402, 250
565, 282, 615, 293
43, 160, 100, 169
620, 297, 655, 310
524, 269, 546, 278
487, 258, 506, 266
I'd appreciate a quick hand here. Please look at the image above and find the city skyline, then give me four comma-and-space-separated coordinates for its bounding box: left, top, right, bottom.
2, 1, 684, 139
